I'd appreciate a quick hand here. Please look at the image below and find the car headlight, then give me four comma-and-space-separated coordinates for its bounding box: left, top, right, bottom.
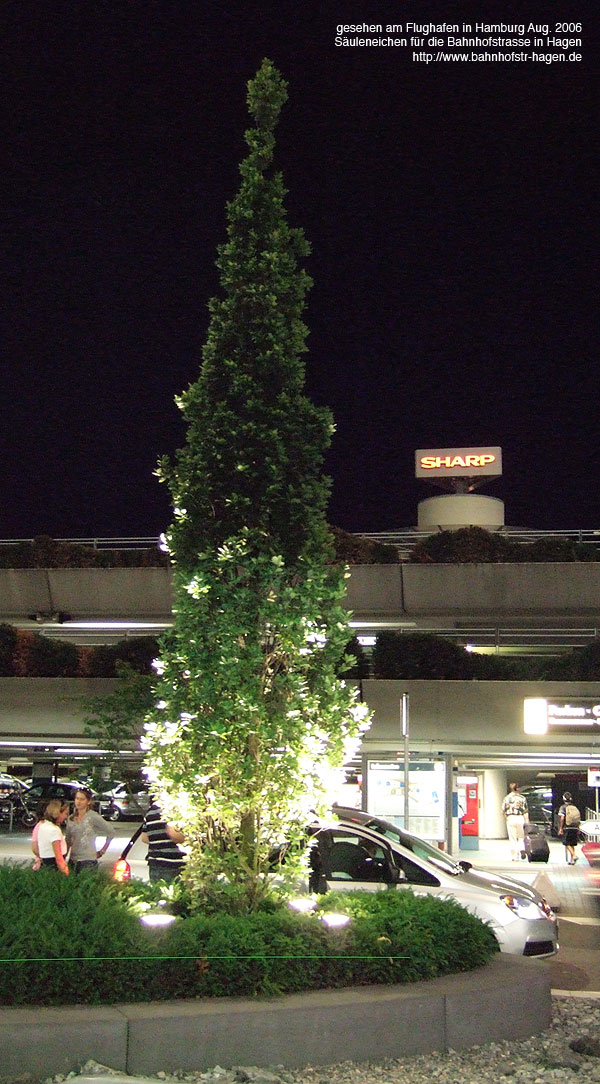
500, 894, 549, 920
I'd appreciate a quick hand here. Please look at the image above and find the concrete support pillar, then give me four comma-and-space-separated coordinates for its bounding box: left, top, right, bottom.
482, 769, 508, 839
450, 768, 461, 854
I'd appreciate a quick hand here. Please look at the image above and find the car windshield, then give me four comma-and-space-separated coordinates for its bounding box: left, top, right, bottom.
359, 818, 463, 875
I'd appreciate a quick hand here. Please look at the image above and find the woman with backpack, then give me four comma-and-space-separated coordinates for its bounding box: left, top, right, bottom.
558, 792, 581, 865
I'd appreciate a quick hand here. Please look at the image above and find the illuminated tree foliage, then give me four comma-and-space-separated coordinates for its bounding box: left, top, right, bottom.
142, 60, 369, 911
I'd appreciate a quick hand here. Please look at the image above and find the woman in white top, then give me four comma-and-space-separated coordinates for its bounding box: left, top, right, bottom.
36, 799, 69, 875
65, 788, 114, 873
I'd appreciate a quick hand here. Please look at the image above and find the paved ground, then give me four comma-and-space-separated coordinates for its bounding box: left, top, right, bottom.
458, 836, 600, 995
1, 824, 598, 994
0, 819, 149, 877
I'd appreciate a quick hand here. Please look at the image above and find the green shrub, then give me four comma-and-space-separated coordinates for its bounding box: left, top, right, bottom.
518, 537, 578, 562
159, 908, 334, 998
373, 632, 475, 679
331, 528, 400, 564
0, 868, 497, 1006
543, 639, 600, 680
0, 865, 157, 1005
0, 624, 17, 675
408, 527, 600, 564
372, 631, 554, 681
23, 634, 79, 677
0, 537, 169, 569
11, 630, 80, 677
409, 527, 517, 563
318, 889, 498, 983
85, 636, 159, 677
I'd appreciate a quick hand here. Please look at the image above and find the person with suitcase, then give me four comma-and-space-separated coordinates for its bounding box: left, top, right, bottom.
502, 782, 528, 861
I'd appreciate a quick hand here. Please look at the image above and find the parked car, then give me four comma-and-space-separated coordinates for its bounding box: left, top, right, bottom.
112, 804, 559, 958
0, 776, 30, 793
21, 781, 98, 818
308, 808, 558, 958
99, 783, 151, 821
519, 786, 554, 834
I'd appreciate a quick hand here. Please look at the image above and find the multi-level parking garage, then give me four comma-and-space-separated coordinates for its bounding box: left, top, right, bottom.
2, 526, 600, 851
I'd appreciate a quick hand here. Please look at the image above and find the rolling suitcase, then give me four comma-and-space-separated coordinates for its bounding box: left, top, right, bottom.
523, 822, 550, 863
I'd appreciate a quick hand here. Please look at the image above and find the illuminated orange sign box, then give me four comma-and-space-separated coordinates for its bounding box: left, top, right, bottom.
415, 446, 502, 479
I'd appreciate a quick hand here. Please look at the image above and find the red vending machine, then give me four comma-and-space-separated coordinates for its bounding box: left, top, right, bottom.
458, 776, 479, 850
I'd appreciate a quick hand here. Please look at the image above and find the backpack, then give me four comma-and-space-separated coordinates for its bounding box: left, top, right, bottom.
565, 803, 581, 827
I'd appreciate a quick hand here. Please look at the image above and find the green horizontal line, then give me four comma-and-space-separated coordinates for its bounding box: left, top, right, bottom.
1, 954, 410, 963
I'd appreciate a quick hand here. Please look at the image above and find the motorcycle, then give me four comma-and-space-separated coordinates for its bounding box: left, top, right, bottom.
0, 789, 37, 829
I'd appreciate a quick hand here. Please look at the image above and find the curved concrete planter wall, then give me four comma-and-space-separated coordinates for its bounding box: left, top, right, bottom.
0, 955, 551, 1082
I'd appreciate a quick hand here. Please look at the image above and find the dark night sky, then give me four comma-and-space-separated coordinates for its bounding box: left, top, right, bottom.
3, 1, 595, 540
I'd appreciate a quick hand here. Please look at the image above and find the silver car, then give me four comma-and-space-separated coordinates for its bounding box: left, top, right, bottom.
310, 815, 558, 958
99, 783, 151, 821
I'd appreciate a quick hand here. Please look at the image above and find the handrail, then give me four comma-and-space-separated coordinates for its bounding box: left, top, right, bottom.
1, 528, 600, 557
358, 527, 600, 559
359, 626, 600, 650
0, 537, 159, 550
359, 528, 600, 543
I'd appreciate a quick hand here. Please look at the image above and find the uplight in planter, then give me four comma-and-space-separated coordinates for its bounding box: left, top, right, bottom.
288, 896, 316, 913
319, 912, 351, 929
140, 911, 177, 928
140, 906, 177, 928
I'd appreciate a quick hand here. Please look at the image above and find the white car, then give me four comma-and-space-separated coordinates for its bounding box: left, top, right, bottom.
309, 812, 558, 958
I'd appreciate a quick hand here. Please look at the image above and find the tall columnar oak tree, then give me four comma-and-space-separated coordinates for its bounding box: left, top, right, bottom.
142, 60, 369, 911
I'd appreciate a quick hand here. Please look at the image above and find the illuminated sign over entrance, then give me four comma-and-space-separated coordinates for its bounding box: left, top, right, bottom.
415, 446, 502, 479
524, 697, 600, 736
548, 700, 600, 728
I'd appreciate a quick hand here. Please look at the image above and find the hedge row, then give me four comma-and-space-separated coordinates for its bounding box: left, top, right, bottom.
0, 866, 498, 1006
0, 532, 399, 568
0, 536, 168, 569
2, 625, 598, 680
1, 529, 599, 568
372, 631, 600, 681
408, 526, 600, 564
0, 626, 158, 677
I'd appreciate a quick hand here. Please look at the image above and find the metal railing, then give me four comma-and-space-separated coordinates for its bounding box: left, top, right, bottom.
1, 529, 600, 559
357, 527, 600, 560
2, 530, 600, 571
0, 537, 159, 550
379, 626, 600, 650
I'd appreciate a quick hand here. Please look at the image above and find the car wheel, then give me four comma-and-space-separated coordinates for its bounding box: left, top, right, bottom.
106, 804, 122, 822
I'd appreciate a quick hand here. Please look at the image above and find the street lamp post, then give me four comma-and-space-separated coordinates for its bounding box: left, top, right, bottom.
402, 692, 409, 830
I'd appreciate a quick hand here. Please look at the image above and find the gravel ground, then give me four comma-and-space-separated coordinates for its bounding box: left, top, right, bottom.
52, 996, 600, 1084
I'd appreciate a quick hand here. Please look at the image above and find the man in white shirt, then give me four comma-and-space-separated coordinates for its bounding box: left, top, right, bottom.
501, 782, 528, 862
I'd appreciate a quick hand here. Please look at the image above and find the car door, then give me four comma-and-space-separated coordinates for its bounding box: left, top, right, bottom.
314, 828, 400, 893
314, 826, 443, 898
